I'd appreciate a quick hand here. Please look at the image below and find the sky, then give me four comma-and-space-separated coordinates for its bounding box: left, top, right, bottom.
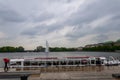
0, 0, 120, 50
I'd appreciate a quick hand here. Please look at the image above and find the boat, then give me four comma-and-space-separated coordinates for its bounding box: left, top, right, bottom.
9, 55, 120, 68
9, 56, 108, 68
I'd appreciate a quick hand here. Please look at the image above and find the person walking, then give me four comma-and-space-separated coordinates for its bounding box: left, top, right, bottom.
3, 58, 10, 72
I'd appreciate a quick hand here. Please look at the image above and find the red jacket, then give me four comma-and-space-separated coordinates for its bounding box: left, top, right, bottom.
3, 58, 10, 63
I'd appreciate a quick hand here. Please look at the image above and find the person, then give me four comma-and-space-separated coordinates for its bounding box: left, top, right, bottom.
3, 58, 10, 72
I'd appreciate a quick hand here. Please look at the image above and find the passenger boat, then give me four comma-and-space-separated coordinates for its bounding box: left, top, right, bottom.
9, 56, 113, 68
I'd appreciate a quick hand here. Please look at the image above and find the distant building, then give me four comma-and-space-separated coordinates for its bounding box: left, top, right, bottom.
77, 47, 83, 51
114, 42, 120, 46
97, 43, 104, 46
85, 44, 96, 48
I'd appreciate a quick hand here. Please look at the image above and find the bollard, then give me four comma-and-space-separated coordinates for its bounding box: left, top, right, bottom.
112, 74, 120, 78
21, 75, 28, 80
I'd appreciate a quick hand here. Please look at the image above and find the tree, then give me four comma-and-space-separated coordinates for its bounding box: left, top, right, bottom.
16, 46, 24, 52
116, 39, 120, 42
35, 46, 44, 52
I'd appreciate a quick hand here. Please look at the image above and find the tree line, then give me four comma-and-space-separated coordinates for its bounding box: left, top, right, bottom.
83, 45, 120, 52
34, 47, 77, 52
0, 39, 120, 52
0, 46, 77, 52
0, 46, 24, 52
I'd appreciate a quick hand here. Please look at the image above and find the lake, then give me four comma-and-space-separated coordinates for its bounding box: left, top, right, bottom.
0, 52, 120, 67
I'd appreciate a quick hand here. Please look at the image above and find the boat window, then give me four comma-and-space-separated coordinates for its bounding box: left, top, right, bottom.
60, 61, 66, 65
39, 61, 45, 66
31, 61, 38, 65
81, 59, 87, 65
24, 61, 30, 66
75, 60, 80, 65
10, 62, 17, 65
68, 60, 74, 65
16, 61, 21, 65
46, 61, 52, 66
91, 60, 95, 64
53, 61, 57, 65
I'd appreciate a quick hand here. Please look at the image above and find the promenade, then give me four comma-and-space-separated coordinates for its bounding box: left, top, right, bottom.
0, 66, 120, 80
27, 66, 120, 80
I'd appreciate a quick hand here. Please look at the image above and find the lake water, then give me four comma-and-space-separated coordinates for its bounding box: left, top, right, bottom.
0, 52, 120, 67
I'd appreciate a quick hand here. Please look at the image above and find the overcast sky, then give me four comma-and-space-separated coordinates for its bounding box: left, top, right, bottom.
0, 0, 120, 50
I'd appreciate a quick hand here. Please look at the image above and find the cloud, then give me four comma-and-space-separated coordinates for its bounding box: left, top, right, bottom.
22, 23, 63, 37
63, 0, 120, 43
32, 12, 54, 22
0, 4, 26, 23
0, 0, 120, 49
0, 32, 6, 39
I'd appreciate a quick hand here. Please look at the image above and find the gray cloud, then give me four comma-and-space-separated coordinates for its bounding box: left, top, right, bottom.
94, 34, 109, 43
64, 0, 120, 42
0, 0, 120, 49
33, 12, 54, 22
22, 23, 63, 36
0, 4, 26, 23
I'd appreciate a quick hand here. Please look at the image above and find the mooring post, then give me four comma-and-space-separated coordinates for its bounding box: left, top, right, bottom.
20, 75, 28, 80
112, 74, 120, 78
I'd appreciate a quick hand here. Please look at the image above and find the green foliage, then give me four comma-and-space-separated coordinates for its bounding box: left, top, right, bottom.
16, 46, 24, 52
83, 45, 120, 52
49, 47, 77, 52
34, 46, 45, 52
0, 46, 24, 52
116, 39, 120, 42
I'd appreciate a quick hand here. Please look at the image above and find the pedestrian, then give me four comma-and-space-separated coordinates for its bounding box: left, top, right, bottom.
3, 58, 10, 72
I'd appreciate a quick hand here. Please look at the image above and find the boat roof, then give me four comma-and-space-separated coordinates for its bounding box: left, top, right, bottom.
10, 56, 106, 62
34, 57, 58, 60
10, 59, 24, 62
65, 56, 90, 59
99, 57, 106, 59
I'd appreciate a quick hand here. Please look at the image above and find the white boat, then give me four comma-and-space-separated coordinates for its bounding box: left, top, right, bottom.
9, 56, 109, 68
9, 55, 120, 68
